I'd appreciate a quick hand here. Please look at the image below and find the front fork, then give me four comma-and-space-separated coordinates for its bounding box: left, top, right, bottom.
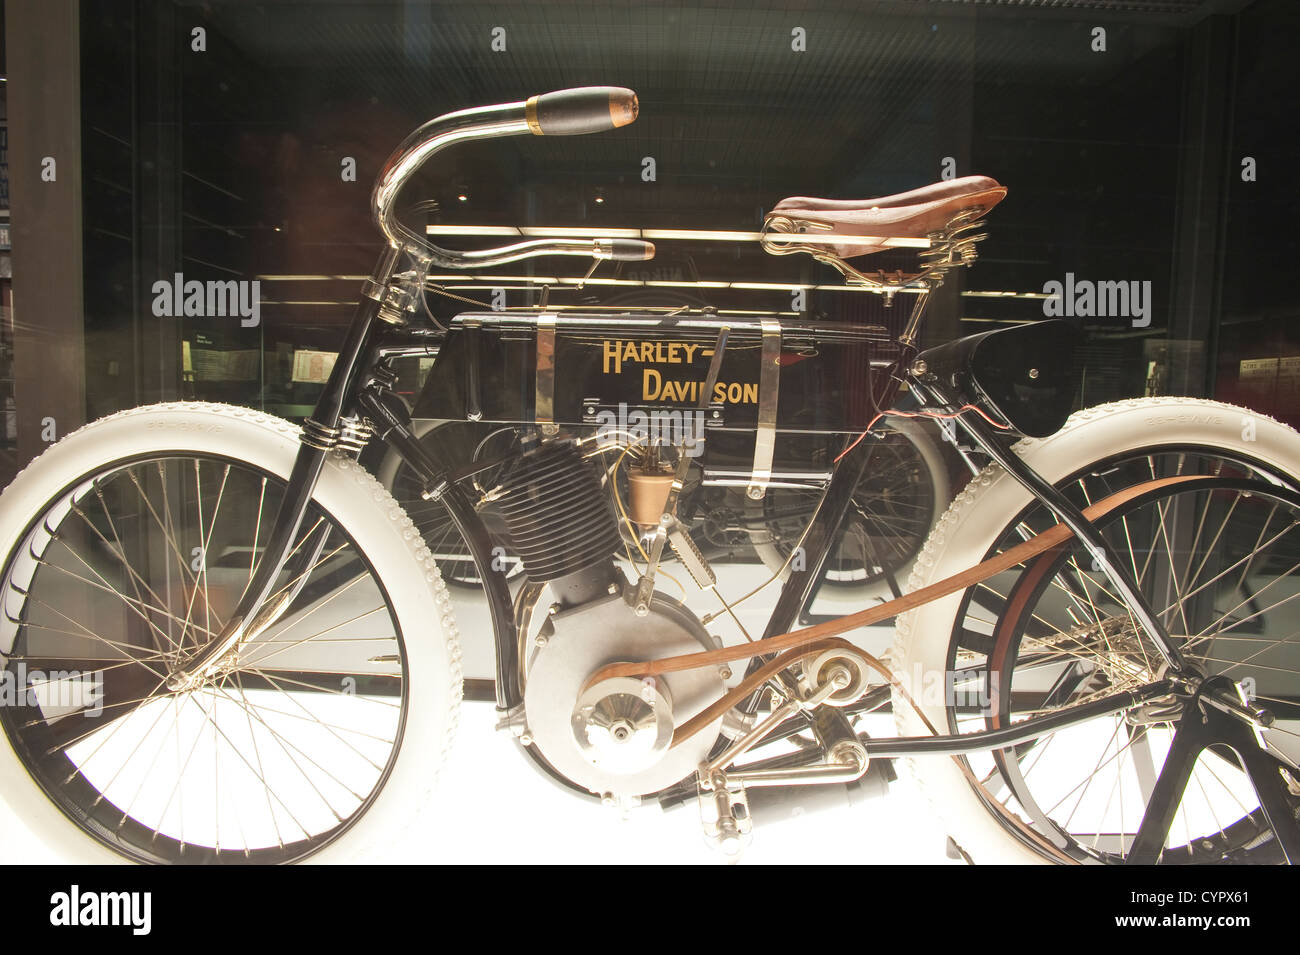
166, 250, 400, 690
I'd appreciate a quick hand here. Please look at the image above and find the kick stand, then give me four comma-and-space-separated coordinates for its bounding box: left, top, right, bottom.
1126, 676, 1300, 863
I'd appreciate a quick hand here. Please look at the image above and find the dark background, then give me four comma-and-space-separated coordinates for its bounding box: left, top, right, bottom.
3, 0, 1297, 485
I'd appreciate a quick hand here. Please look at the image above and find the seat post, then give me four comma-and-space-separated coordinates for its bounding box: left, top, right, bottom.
897, 289, 931, 348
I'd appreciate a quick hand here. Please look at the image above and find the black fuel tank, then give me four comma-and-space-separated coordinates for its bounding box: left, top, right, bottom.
411, 310, 893, 436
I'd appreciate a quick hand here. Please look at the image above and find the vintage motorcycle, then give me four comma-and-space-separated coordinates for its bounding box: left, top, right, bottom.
2, 88, 1299, 864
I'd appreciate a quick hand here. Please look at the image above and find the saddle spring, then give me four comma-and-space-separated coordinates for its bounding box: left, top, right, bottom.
760, 206, 991, 295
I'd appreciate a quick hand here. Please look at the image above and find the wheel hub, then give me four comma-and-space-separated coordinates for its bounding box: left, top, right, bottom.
573, 676, 673, 774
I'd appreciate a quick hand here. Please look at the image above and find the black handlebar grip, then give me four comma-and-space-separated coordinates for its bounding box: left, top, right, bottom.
595, 238, 656, 261
526, 87, 639, 136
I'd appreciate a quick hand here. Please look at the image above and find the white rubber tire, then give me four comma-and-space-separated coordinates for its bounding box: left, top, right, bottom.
892, 397, 1300, 864
0, 402, 462, 863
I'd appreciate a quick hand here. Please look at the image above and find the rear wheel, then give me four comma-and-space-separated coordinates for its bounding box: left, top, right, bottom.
895, 397, 1300, 863
0, 403, 461, 863
978, 478, 1300, 862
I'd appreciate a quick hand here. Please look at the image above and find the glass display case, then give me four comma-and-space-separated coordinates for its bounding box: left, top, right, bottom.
3, 0, 1300, 872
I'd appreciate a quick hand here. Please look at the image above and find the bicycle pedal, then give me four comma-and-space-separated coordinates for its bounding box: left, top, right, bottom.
698, 780, 752, 860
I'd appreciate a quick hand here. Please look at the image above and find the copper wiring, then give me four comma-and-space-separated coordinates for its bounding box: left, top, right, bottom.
835, 404, 1011, 464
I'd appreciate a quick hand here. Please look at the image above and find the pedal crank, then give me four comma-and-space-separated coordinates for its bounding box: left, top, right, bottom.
696, 651, 871, 858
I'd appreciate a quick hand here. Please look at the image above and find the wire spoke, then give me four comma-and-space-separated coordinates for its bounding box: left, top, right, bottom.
1, 451, 407, 861
983, 474, 1300, 862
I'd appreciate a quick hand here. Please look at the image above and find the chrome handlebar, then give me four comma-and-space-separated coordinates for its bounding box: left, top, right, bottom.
371, 87, 652, 267
445, 237, 655, 268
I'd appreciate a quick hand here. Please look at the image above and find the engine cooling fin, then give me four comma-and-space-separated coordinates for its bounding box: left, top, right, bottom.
496, 441, 622, 582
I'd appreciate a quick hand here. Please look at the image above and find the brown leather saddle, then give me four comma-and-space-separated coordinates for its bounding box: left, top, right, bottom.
766, 176, 1007, 259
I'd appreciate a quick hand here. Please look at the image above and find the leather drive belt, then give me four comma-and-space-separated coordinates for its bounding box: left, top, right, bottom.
586, 474, 1213, 746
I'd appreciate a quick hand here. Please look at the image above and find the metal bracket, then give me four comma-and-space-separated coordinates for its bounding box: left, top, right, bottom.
463, 318, 483, 421
746, 320, 782, 501
494, 703, 532, 745
375, 280, 415, 326
534, 314, 558, 435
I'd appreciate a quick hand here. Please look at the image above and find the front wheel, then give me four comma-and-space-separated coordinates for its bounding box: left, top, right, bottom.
894, 397, 1300, 864
0, 402, 462, 863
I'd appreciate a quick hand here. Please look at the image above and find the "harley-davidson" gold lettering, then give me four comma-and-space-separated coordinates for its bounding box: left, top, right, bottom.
642, 369, 758, 405
602, 340, 712, 375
